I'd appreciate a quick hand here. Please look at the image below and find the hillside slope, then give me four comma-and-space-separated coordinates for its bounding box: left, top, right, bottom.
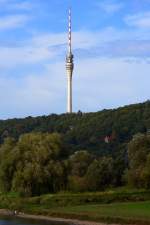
0, 101, 149, 156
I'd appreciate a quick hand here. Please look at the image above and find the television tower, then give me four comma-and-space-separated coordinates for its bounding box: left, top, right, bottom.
66, 9, 74, 113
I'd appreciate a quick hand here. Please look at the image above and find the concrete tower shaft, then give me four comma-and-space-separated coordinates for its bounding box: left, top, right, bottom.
66, 9, 74, 113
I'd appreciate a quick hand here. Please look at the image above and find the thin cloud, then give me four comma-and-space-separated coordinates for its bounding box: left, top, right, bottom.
0, 33, 66, 68
8, 1, 34, 11
0, 0, 33, 10
0, 57, 150, 118
75, 40, 150, 59
1, 28, 150, 69
97, 1, 124, 14
0, 0, 9, 3
0, 14, 30, 30
125, 11, 150, 28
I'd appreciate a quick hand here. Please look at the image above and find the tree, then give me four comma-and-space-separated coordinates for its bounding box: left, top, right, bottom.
0, 133, 68, 196
127, 134, 150, 188
86, 157, 114, 191
0, 137, 17, 192
68, 150, 93, 177
68, 151, 93, 191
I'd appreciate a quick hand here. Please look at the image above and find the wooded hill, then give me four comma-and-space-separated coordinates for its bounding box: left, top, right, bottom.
0, 101, 150, 156
0, 101, 150, 195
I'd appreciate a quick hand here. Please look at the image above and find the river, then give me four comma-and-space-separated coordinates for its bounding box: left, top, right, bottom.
0, 216, 70, 225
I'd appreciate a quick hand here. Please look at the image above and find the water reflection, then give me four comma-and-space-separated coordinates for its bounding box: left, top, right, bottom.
0, 216, 70, 225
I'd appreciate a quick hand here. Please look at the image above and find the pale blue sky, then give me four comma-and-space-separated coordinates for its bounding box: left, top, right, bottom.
0, 0, 150, 119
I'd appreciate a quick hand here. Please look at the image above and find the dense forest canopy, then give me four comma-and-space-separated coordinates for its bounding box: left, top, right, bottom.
0, 101, 149, 154
0, 101, 150, 196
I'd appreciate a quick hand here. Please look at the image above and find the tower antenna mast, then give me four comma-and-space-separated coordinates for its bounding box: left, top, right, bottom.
68, 8, 72, 54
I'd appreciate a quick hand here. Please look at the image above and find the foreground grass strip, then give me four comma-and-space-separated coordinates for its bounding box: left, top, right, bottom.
21, 202, 150, 225
1, 191, 150, 224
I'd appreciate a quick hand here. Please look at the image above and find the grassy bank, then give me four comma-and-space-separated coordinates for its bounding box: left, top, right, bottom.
1, 190, 150, 224
46, 201, 150, 224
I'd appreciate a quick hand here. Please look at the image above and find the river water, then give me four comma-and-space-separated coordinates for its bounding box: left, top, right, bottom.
0, 216, 70, 225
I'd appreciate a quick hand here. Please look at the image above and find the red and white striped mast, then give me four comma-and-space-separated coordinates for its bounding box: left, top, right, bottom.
66, 8, 74, 113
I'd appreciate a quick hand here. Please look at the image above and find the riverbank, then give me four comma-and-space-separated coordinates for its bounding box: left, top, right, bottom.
0, 209, 116, 225
18, 213, 117, 225
1, 191, 150, 224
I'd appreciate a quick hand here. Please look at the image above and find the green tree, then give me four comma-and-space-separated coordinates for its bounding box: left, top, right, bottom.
68, 151, 93, 191
0, 133, 67, 196
86, 157, 114, 191
68, 150, 93, 177
0, 137, 17, 192
127, 134, 150, 188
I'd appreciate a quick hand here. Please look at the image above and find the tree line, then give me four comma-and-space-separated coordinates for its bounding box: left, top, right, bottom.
0, 131, 150, 196
0, 101, 150, 195
0, 101, 150, 155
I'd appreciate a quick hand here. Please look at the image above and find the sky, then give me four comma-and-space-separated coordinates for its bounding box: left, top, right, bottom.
0, 0, 150, 119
